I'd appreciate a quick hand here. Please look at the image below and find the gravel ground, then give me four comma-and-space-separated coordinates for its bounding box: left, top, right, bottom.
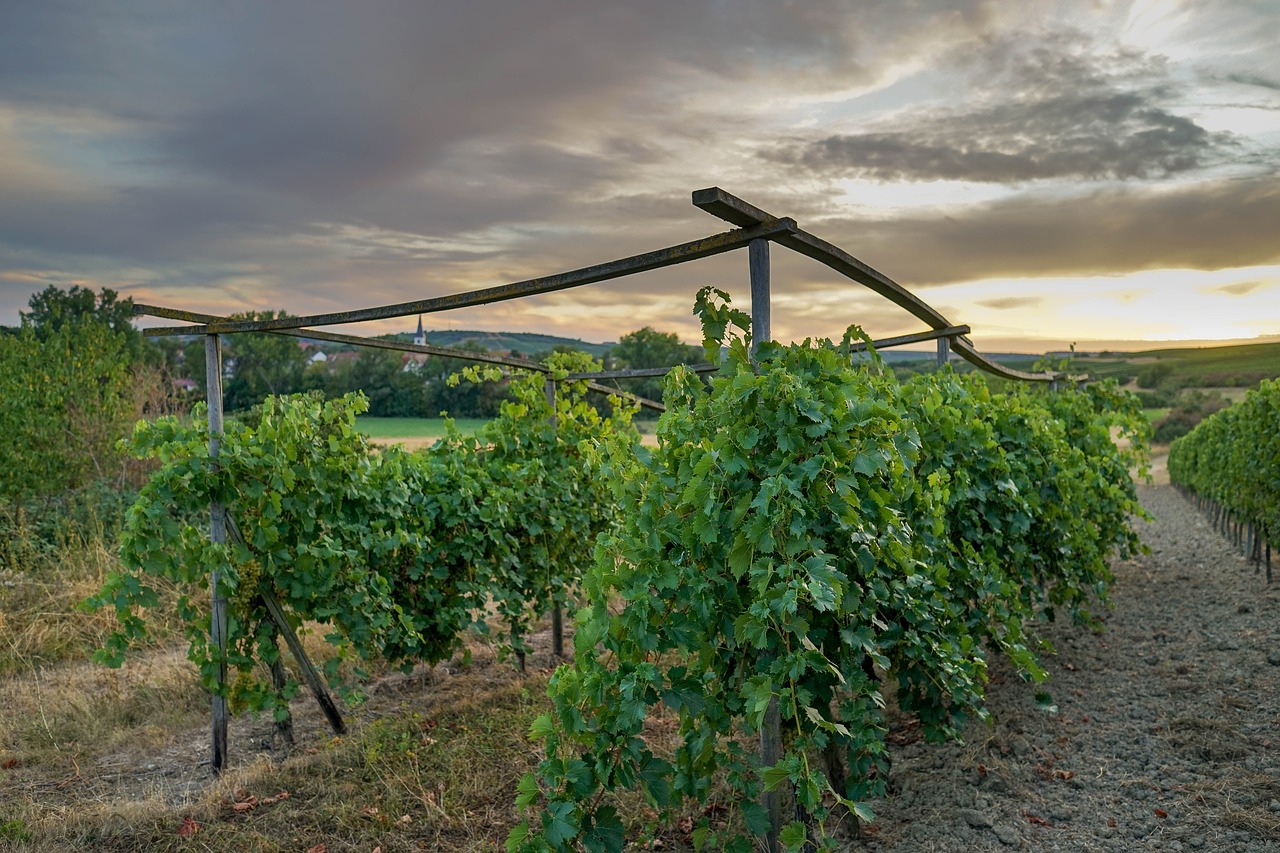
854, 483, 1280, 853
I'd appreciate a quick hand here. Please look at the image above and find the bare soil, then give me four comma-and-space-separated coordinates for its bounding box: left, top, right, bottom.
854, 483, 1280, 853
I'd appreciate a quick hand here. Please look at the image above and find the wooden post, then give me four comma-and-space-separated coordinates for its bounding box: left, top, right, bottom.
546, 377, 564, 659
749, 238, 770, 358
937, 335, 950, 368
748, 236, 781, 848
205, 334, 230, 775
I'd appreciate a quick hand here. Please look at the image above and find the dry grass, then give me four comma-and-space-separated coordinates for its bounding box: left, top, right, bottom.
0, 508, 764, 852
1182, 771, 1280, 842
0, 598, 766, 852
1163, 715, 1251, 762
0, 507, 184, 677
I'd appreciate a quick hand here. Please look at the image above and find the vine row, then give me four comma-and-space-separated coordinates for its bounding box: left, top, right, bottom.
1168, 378, 1277, 575
509, 288, 1149, 852
88, 351, 635, 718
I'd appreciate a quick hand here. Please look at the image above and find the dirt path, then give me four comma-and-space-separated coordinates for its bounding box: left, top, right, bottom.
856, 483, 1280, 852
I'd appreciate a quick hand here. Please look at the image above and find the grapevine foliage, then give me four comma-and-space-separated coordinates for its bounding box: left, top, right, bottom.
1168, 378, 1279, 545
440, 351, 638, 658
510, 288, 1149, 852
88, 351, 636, 714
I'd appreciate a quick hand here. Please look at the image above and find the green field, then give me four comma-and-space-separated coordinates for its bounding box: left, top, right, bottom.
1079, 341, 1280, 386
354, 416, 488, 440
991, 341, 1280, 388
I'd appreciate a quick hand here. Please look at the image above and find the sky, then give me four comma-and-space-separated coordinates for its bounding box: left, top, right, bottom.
1, 0, 1278, 354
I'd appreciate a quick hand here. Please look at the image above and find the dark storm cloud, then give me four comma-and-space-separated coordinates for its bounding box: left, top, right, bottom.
769, 30, 1238, 183
0, 0, 913, 197
1, 0, 967, 285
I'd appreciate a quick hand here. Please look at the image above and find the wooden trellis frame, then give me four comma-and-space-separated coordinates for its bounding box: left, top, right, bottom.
137, 188, 1066, 847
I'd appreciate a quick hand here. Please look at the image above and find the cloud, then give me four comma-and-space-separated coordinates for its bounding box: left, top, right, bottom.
807, 176, 1280, 287
1215, 280, 1265, 296
767, 29, 1238, 183
1224, 73, 1280, 91
1, 1, 1278, 348
977, 296, 1042, 310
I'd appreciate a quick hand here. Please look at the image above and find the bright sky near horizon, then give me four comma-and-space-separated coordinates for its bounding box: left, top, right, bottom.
0, 0, 1277, 353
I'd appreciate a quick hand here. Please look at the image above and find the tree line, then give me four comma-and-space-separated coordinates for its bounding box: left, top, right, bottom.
154, 311, 701, 418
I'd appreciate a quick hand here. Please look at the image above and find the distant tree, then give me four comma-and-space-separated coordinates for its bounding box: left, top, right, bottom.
325, 346, 428, 417
21, 285, 153, 362
606, 327, 701, 409
533, 343, 593, 363
1151, 389, 1230, 444
609, 327, 699, 371
221, 312, 311, 411
1136, 362, 1174, 390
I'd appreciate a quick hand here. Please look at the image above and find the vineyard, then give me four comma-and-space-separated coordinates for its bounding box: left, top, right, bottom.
2, 189, 1276, 852
72, 285, 1149, 852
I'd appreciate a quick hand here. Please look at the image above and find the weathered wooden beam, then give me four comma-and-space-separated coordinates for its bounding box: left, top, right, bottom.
135, 219, 797, 335
567, 327, 972, 384
564, 363, 719, 380
546, 377, 565, 660
691, 187, 781, 228
950, 337, 1057, 382
257, 586, 348, 737
142, 306, 666, 410
761, 695, 783, 852
845, 325, 971, 353
694, 187, 951, 328
142, 307, 553, 374
225, 516, 347, 736
582, 381, 664, 413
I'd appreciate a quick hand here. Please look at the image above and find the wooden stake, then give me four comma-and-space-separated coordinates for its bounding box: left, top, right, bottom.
267, 627, 295, 749
546, 377, 564, 660
258, 586, 347, 735
205, 334, 230, 775
224, 515, 347, 736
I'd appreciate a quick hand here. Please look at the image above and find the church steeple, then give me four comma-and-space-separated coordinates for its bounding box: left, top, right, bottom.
413, 315, 425, 346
